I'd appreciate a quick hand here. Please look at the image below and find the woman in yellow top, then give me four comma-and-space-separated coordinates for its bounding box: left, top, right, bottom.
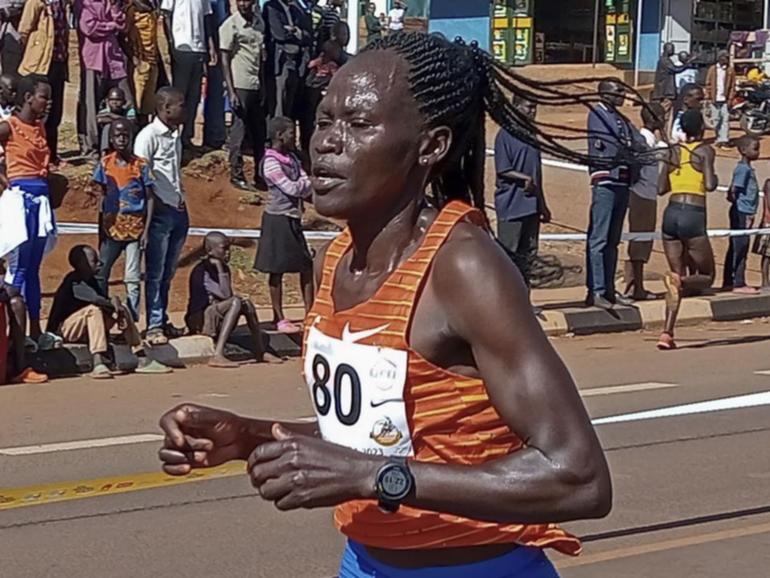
657, 109, 718, 350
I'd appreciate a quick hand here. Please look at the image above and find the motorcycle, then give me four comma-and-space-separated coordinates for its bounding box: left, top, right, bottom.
736, 81, 770, 136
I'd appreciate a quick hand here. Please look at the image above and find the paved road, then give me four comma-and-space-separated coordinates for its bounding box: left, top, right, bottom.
1, 320, 769, 577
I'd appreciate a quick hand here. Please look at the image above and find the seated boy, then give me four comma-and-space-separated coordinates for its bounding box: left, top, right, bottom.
185, 232, 280, 368
47, 245, 169, 379
97, 87, 137, 155
0, 260, 47, 384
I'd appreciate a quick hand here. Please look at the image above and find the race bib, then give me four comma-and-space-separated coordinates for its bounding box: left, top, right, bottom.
304, 321, 414, 457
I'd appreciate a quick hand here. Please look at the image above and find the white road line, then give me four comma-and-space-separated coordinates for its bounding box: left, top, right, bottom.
0, 434, 164, 456
592, 391, 770, 426
581, 382, 678, 398
754, 370, 770, 376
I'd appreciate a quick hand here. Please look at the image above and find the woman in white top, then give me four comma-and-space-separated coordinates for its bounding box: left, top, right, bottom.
387, 0, 405, 32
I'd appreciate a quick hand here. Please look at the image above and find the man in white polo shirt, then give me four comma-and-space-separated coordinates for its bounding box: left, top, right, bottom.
134, 87, 189, 345
161, 0, 217, 147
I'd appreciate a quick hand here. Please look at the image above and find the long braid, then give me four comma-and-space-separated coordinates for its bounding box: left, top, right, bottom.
362, 32, 652, 210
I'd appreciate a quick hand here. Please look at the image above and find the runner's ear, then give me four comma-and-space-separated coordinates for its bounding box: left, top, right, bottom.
417, 125, 452, 169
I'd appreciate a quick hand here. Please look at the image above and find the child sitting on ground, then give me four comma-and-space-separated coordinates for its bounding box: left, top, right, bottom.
254, 117, 314, 333
723, 136, 761, 294
186, 232, 281, 367
97, 87, 136, 155
0, 259, 47, 384
47, 245, 169, 379
93, 118, 155, 322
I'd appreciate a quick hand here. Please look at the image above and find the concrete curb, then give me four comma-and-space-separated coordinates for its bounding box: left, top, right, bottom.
27, 294, 770, 377
547, 293, 770, 337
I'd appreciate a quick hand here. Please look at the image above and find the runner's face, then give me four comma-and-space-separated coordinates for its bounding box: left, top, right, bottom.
310, 51, 425, 220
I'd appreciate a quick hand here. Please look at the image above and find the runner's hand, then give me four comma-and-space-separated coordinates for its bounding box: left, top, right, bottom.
158, 404, 248, 475
247, 424, 379, 510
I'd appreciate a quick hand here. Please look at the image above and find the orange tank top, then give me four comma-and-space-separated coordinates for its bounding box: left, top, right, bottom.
4, 116, 50, 181
303, 201, 580, 554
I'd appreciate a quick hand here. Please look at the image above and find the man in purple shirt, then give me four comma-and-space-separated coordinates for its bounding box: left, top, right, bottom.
79, 0, 135, 157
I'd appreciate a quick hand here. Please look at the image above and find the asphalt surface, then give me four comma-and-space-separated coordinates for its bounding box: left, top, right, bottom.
1, 320, 769, 577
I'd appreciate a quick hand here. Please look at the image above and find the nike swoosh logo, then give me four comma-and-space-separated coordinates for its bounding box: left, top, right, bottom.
341, 322, 389, 343
370, 398, 401, 408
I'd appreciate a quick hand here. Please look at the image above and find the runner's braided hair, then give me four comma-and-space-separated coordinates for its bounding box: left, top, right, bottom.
362, 32, 648, 210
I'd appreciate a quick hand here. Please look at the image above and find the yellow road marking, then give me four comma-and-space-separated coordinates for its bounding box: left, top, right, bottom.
0, 462, 245, 511
556, 521, 770, 568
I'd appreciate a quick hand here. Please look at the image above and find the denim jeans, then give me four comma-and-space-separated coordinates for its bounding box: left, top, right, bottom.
145, 204, 189, 331
586, 183, 630, 298
712, 102, 730, 145
723, 205, 753, 288
97, 238, 142, 322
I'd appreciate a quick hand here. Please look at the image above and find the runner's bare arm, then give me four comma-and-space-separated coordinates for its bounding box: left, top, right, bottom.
399, 225, 612, 523
247, 225, 611, 523
158, 405, 319, 475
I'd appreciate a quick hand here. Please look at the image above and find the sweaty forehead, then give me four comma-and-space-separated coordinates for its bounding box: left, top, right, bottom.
330, 51, 416, 115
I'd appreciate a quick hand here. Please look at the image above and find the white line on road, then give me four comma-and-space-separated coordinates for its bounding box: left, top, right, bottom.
581, 382, 678, 398
592, 391, 770, 426
0, 434, 164, 456
754, 370, 770, 376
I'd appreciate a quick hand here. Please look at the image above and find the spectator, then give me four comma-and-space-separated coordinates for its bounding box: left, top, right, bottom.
79, 0, 134, 158
93, 119, 155, 323
315, 0, 341, 51
0, 75, 59, 349
652, 42, 689, 113
127, 0, 160, 127
493, 94, 551, 290
675, 51, 696, 93
161, 0, 217, 148
202, 0, 230, 150
48, 245, 168, 379
0, 263, 47, 383
254, 117, 313, 333
263, 0, 307, 118
0, 0, 25, 74
134, 87, 188, 345
706, 50, 736, 150
585, 78, 634, 311
671, 83, 704, 143
186, 232, 280, 367
220, 0, 267, 191
17, 0, 69, 166
364, 2, 381, 44
96, 86, 136, 155
624, 102, 666, 301
723, 136, 761, 294
388, 0, 405, 33
0, 72, 16, 119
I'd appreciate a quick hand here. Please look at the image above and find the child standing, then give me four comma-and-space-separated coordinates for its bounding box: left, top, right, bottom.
186, 232, 280, 367
96, 86, 136, 155
254, 117, 313, 333
723, 136, 761, 294
93, 118, 155, 322
0, 75, 59, 349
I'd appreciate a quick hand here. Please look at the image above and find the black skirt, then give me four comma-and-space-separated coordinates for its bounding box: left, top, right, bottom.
255, 213, 313, 274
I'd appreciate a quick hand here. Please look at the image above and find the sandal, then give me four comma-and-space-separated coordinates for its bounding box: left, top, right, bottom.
145, 329, 169, 346
657, 332, 677, 351
11, 367, 49, 384
276, 319, 301, 334
135, 359, 173, 374
37, 332, 63, 351
91, 363, 114, 380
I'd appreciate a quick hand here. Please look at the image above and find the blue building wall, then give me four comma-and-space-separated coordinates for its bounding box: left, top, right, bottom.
428, 0, 490, 48
638, 0, 661, 71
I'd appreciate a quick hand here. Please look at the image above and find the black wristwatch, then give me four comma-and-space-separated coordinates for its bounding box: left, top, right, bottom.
374, 458, 414, 513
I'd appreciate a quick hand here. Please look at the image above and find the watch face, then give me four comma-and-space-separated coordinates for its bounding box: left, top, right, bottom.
381, 467, 410, 499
